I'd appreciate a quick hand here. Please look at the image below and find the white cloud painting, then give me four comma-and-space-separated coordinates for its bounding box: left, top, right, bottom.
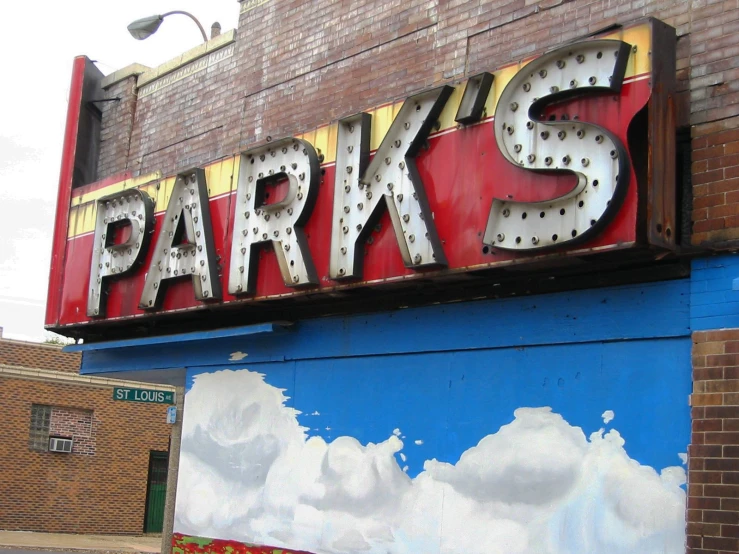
175, 369, 686, 554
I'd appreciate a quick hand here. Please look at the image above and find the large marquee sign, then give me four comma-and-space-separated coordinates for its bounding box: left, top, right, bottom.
46, 19, 676, 335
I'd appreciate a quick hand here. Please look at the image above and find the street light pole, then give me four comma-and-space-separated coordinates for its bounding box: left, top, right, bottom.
161, 11, 208, 43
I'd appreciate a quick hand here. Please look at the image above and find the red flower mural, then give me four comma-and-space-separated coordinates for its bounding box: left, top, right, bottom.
173, 533, 316, 554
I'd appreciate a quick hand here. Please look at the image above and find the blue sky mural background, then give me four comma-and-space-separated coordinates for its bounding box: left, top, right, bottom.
185, 336, 690, 478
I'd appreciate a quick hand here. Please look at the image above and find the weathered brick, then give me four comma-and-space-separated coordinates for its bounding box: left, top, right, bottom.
688, 521, 721, 536
690, 444, 724, 457
689, 495, 722, 510
695, 367, 724, 381
692, 470, 723, 483
705, 406, 739, 419
706, 380, 739, 393
694, 419, 723, 432
703, 509, 739, 524
699, 331, 739, 343
702, 535, 739, 550
685, 534, 702, 549
692, 393, 724, 406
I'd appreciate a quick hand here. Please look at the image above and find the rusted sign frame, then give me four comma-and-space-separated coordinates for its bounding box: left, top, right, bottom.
642, 19, 677, 249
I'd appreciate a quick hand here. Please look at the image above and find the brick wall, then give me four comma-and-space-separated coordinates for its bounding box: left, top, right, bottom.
692, 118, 739, 248
0, 377, 170, 534
97, 76, 138, 180
0, 332, 170, 534
0, 339, 171, 534
49, 406, 97, 456
0, 338, 81, 373
690, 329, 739, 554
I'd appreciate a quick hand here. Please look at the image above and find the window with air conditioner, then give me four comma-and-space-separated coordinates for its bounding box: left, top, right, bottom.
48, 437, 74, 453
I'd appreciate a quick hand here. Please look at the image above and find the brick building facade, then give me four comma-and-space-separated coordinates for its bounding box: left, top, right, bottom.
42, 0, 739, 552
0, 337, 173, 534
690, 329, 739, 551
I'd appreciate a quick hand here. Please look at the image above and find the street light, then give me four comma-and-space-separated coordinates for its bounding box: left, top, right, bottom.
127, 11, 208, 43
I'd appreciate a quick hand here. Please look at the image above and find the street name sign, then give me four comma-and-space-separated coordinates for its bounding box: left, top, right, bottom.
113, 387, 175, 404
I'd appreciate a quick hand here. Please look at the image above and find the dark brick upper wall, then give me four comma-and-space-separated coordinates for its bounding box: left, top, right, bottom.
0, 338, 81, 374
95, 0, 739, 247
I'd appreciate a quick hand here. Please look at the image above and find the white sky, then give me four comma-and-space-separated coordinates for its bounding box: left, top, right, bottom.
0, 1, 239, 342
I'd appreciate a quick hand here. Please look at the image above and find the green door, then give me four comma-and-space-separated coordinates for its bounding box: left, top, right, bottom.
144, 451, 168, 533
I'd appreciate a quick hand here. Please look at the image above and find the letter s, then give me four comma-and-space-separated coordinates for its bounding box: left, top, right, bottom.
484, 40, 632, 250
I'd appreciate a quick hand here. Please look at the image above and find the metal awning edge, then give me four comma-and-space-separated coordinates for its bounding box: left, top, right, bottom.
63, 322, 290, 352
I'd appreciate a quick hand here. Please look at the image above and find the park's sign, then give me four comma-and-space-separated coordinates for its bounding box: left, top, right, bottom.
46, 19, 676, 334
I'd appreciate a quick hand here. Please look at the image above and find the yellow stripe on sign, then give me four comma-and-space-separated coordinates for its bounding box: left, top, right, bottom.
297, 124, 339, 165
486, 64, 523, 119
67, 203, 96, 239
295, 99, 405, 164
618, 24, 651, 78
203, 156, 237, 198
70, 172, 162, 207
68, 158, 238, 238
369, 101, 404, 151
67, 22, 654, 238
482, 24, 651, 122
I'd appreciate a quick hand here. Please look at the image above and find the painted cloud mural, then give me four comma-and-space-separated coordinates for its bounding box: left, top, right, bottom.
175, 369, 686, 554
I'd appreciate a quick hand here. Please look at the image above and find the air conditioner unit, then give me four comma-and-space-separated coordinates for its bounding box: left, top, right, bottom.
49, 437, 73, 453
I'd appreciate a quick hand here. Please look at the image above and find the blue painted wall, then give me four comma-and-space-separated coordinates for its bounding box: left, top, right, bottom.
691, 253, 739, 330
78, 276, 695, 553
80, 279, 691, 376
186, 336, 690, 478
175, 334, 691, 553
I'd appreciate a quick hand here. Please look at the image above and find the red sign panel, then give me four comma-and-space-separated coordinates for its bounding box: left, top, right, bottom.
46, 20, 675, 336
